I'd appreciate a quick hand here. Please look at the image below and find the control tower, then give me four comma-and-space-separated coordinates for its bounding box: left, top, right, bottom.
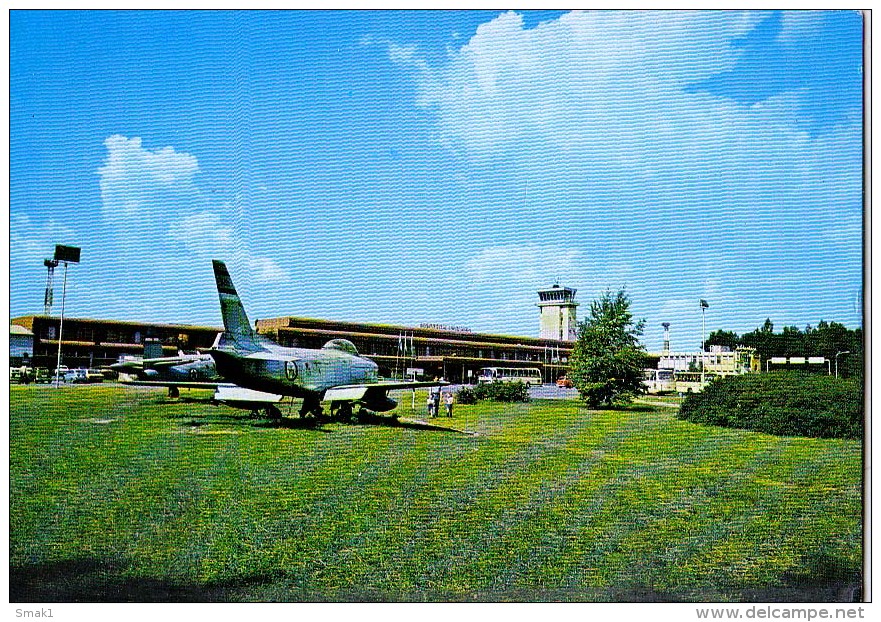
537, 284, 579, 341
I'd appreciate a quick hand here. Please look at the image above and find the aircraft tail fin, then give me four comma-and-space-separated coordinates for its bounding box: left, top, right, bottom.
212, 260, 261, 350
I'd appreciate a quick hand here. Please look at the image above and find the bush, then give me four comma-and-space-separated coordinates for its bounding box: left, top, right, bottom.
677, 372, 863, 439
455, 386, 477, 404
458, 381, 530, 403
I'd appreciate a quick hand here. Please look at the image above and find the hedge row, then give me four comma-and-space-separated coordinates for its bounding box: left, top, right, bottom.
456, 381, 530, 404
677, 372, 863, 439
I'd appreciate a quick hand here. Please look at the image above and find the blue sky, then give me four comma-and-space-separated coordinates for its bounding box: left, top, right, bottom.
10, 10, 864, 351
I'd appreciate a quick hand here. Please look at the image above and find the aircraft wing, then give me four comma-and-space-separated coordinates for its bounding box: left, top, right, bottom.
110, 360, 145, 372
213, 385, 283, 404
119, 379, 228, 390
120, 380, 283, 405
146, 358, 208, 369
324, 380, 449, 402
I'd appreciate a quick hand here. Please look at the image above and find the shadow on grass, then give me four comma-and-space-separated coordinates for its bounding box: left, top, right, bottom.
588, 403, 657, 413
346, 413, 475, 435
739, 550, 863, 603
604, 550, 863, 603
176, 414, 333, 432
9, 557, 279, 602
164, 404, 468, 434
10, 553, 862, 603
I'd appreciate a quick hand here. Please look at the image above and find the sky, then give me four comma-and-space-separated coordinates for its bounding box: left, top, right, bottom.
9, 10, 864, 351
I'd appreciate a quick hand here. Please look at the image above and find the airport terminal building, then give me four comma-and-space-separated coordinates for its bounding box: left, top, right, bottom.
11, 284, 593, 383
10, 314, 575, 384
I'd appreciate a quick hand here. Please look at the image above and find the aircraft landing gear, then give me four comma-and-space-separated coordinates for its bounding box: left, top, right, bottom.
299, 395, 323, 418
329, 401, 354, 421
265, 404, 283, 420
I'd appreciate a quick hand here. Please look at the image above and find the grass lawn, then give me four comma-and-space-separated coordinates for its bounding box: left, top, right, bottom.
9, 384, 862, 602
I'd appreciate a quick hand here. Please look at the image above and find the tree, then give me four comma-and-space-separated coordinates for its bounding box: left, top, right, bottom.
710, 318, 862, 379
569, 289, 647, 407
706, 329, 739, 351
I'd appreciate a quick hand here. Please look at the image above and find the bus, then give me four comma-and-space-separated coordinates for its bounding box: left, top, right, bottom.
642, 368, 674, 394
673, 371, 719, 394
477, 367, 543, 386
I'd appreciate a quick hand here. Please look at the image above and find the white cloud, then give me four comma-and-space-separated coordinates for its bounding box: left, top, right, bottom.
413, 11, 769, 159
776, 11, 827, 47
404, 10, 860, 224
97, 135, 287, 284
97, 135, 203, 245
99, 135, 199, 185
403, 11, 861, 291
388, 42, 420, 65
248, 256, 288, 284
167, 209, 287, 285
167, 210, 237, 254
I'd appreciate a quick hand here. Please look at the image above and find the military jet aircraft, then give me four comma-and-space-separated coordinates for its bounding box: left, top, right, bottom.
209, 259, 446, 419
111, 352, 219, 397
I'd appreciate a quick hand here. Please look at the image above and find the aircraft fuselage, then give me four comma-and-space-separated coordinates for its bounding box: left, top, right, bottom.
211, 342, 379, 398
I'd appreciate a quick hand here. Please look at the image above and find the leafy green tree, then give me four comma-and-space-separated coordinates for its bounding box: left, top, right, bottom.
569, 289, 647, 407
706, 329, 739, 351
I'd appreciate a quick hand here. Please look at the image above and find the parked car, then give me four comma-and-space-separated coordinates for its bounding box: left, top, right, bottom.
556, 376, 573, 388
10, 366, 32, 383
85, 368, 105, 383
63, 369, 88, 383
33, 367, 52, 383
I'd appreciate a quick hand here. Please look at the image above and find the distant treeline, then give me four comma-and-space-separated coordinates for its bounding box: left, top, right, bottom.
707, 319, 863, 379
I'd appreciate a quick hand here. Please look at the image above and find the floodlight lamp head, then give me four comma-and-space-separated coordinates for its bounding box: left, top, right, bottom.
54, 245, 81, 264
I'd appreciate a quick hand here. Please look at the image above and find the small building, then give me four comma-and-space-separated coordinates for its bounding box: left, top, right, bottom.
657, 346, 757, 376
10, 324, 34, 367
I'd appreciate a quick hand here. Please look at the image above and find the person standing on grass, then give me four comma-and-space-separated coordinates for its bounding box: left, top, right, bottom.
444, 392, 454, 418
426, 394, 435, 418
430, 381, 441, 418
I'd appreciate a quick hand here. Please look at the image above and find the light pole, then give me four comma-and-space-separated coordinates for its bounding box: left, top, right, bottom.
700, 299, 709, 384
835, 351, 851, 378
52, 245, 81, 387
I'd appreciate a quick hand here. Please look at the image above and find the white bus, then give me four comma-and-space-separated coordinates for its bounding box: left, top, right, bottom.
642, 368, 675, 394
477, 367, 543, 386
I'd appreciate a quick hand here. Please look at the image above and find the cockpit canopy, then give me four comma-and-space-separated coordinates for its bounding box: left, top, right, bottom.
322, 338, 359, 355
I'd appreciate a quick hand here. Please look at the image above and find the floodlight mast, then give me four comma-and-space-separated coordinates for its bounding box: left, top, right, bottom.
43, 259, 58, 315
52, 245, 81, 387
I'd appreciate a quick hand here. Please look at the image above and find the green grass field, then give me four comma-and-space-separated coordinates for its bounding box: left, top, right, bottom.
10, 384, 862, 602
